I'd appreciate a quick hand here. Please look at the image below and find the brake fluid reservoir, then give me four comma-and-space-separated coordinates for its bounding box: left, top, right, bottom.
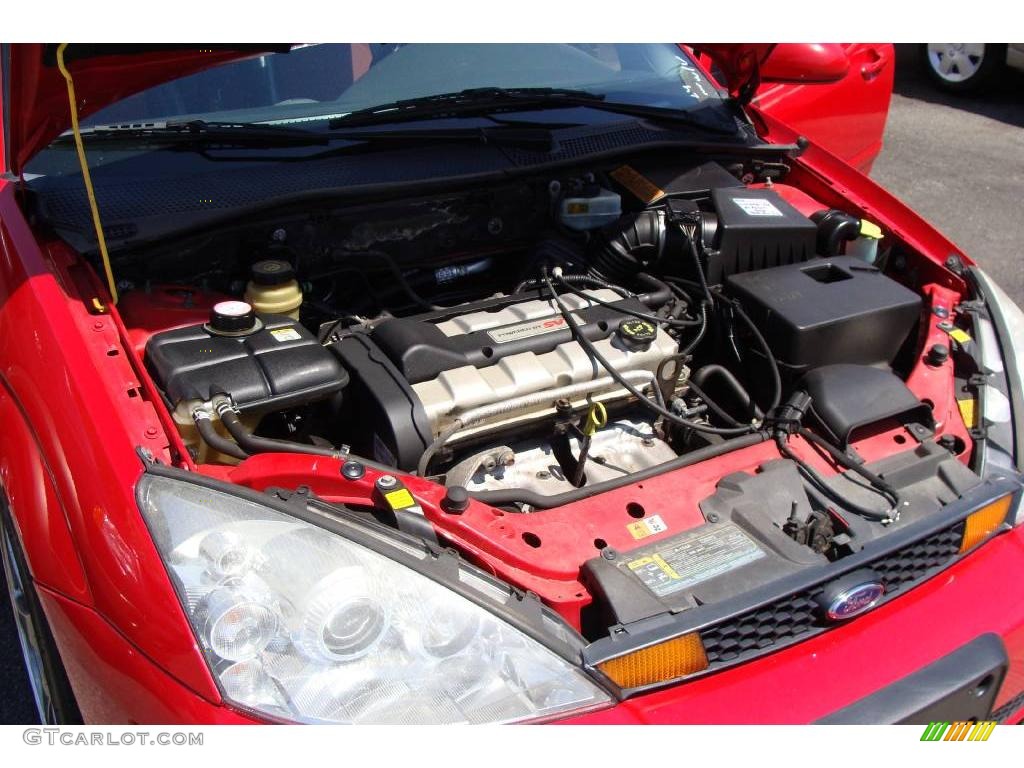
559, 187, 621, 230
244, 259, 302, 319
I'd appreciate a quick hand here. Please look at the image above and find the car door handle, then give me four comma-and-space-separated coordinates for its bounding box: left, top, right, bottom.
861, 50, 888, 80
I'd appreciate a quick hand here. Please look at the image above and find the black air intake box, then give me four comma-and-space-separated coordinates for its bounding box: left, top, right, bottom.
703, 187, 817, 284
725, 257, 922, 373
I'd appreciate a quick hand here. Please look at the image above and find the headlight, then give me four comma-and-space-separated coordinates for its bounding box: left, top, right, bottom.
138, 474, 610, 723
972, 270, 1024, 526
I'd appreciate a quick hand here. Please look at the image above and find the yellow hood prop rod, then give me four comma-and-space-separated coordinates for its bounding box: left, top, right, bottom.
56, 42, 118, 305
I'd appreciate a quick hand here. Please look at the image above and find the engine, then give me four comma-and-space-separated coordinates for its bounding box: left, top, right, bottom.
333, 287, 679, 469
136, 157, 925, 510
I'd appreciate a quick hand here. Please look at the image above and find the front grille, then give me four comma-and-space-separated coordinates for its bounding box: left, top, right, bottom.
700, 521, 966, 666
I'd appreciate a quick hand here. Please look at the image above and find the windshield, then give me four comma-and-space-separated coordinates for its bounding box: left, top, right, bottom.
82, 44, 723, 128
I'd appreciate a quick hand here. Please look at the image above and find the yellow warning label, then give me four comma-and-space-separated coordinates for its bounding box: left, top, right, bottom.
628, 555, 655, 569
627, 514, 669, 540
383, 488, 415, 509
627, 554, 679, 580
957, 398, 977, 429
627, 521, 651, 540
610, 165, 665, 204
652, 554, 680, 579
948, 328, 972, 345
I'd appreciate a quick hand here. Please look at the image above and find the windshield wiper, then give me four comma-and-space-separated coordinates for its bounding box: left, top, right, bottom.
329, 87, 740, 137
54, 117, 562, 152
53, 119, 333, 148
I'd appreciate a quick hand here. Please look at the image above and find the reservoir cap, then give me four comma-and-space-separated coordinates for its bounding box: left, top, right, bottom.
251, 259, 295, 286
208, 300, 259, 335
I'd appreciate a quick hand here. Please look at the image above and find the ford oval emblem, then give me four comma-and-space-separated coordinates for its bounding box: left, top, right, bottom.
817, 569, 886, 622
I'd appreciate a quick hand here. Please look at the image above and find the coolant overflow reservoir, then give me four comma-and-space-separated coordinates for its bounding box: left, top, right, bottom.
559, 187, 621, 231
245, 259, 303, 319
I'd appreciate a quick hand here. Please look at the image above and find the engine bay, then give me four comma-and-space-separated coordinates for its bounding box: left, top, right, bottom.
104, 151, 986, 639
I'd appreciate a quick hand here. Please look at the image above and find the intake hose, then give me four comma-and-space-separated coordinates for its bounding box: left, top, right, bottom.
811, 209, 861, 257
214, 399, 342, 459
589, 209, 668, 283
469, 431, 769, 509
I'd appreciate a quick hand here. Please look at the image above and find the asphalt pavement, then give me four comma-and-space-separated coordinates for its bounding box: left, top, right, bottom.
0, 45, 1021, 725
872, 44, 1024, 306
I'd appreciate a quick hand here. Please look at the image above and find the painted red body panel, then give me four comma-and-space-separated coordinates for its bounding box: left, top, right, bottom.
36, 587, 255, 724
0, 382, 90, 603
753, 44, 895, 173
758, 43, 851, 84
0, 44, 1020, 726
0, 180, 218, 701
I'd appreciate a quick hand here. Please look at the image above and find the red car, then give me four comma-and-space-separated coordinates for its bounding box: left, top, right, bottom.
1, 43, 1022, 725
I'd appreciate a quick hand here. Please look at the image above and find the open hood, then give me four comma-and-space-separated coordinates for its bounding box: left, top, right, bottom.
1, 44, 286, 175
687, 44, 776, 101
1, 43, 779, 176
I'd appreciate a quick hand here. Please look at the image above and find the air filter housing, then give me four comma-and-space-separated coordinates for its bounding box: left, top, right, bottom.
704, 187, 818, 284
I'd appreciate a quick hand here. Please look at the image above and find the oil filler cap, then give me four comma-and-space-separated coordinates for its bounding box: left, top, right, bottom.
616, 318, 657, 352
207, 300, 261, 336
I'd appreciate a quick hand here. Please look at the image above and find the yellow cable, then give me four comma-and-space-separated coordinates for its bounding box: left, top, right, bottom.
56, 42, 118, 305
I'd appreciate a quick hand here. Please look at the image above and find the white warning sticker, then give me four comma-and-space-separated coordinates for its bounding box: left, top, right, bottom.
270, 327, 302, 342
732, 198, 784, 217
627, 523, 765, 597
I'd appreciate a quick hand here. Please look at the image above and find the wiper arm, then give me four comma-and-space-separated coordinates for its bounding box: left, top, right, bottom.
329, 86, 739, 137
330, 87, 607, 127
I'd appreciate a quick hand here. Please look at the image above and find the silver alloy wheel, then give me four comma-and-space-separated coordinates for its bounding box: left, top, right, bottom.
0, 517, 57, 723
926, 43, 987, 83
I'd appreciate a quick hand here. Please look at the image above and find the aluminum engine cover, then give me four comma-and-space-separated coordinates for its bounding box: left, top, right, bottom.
369, 290, 679, 436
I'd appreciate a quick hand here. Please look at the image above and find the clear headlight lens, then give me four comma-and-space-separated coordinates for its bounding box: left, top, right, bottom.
138, 475, 610, 723
974, 271, 1024, 525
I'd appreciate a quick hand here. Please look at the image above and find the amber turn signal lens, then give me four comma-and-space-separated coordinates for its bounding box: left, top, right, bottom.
960, 495, 1013, 553
597, 633, 709, 689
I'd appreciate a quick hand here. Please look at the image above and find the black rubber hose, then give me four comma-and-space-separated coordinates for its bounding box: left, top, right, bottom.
678, 301, 709, 357
691, 364, 765, 420
470, 431, 768, 509
683, 228, 715, 305
193, 412, 249, 460
728, 300, 783, 415
684, 379, 744, 427
634, 272, 673, 307
811, 209, 861, 257
543, 270, 755, 437
774, 432, 894, 522
797, 427, 901, 507
324, 250, 449, 312
217, 405, 342, 459
553, 275, 703, 328
514, 273, 632, 297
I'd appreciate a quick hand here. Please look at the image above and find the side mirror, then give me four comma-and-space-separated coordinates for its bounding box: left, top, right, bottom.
759, 43, 850, 84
